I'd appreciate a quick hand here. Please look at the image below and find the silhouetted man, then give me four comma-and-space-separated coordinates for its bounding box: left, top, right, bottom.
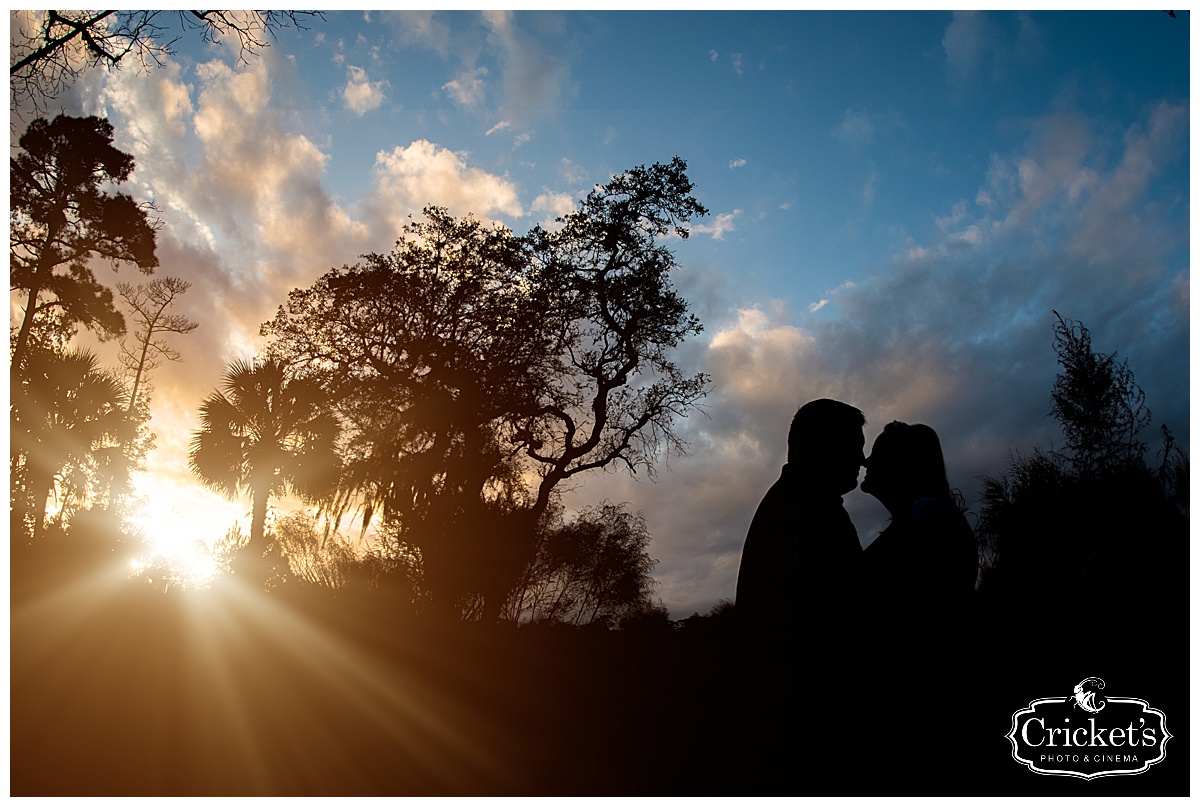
733, 398, 866, 792
736, 398, 866, 638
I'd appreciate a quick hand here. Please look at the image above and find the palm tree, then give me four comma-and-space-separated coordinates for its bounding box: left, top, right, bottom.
10, 347, 129, 540
188, 358, 340, 559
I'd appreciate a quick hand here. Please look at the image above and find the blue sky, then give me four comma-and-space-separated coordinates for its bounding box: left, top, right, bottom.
15, 10, 1190, 616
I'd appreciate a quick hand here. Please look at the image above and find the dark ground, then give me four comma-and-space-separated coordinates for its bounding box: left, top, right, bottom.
10, 564, 1189, 797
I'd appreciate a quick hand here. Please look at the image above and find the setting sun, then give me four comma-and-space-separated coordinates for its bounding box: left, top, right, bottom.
126, 475, 245, 586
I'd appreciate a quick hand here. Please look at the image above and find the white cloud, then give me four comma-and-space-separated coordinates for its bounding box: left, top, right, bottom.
364, 140, 523, 236
485, 120, 511, 136
531, 191, 576, 229
559, 158, 587, 185
709, 49, 719, 63
692, 210, 742, 240
443, 66, 489, 108
343, 65, 387, 116
729, 158, 747, 169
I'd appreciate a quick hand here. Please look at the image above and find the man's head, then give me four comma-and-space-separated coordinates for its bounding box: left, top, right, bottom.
787, 399, 866, 495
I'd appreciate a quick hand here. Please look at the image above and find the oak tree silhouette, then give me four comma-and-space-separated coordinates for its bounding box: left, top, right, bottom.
262, 159, 709, 619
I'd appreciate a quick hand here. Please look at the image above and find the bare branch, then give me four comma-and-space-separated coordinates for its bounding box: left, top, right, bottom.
11, 10, 325, 114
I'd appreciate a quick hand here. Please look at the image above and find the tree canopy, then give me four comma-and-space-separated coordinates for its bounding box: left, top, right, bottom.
10, 114, 159, 370
10, 347, 129, 541
260, 158, 709, 618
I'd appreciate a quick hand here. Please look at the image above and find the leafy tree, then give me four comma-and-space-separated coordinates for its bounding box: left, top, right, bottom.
505, 501, 660, 627
11, 10, 324, 114
10, 114, 159, 370
262, 159, 708, 619
187, 358, 341, 578
263, 208, 548, 613
10, 346, 129, 541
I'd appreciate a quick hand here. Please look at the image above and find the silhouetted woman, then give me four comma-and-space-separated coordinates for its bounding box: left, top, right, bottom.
859, 422, 980, 788
860, 421, 976, 639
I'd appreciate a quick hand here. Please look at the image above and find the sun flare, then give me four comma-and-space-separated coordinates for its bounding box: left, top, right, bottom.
127, 474, 245, 586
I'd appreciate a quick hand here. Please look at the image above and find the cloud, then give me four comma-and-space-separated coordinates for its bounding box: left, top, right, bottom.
861, 166, 878, 209
729, 158, 747, 169
559, 158, 587, 185
692, 210, 742, 240
833, 108, 875, 148
942, 10, 988, 88
102, 51, 374, 375
362, 140, 524, 236
485, 120, 511, 136
531, 191, 576, 229
832, 107, 905, 151
942, 10, 1042, 94
481, 10, 573, 124
382, 10, 452, 55
443, 66, 489, 108
343, 65, 387, 115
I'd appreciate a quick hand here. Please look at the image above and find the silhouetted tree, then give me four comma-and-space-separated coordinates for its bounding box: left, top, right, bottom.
11, 10, 324, 114
976, 314, 1187, 627
1050, 310, 1152, 477
116, 276, 198, 416
520, 158, 709, 516
263, 159, 708, 619
506, 501, 660, 626
10, 346, 128, 541
187, 358, 340, 582
263, 208, 548, 614
10, 114, 159, 370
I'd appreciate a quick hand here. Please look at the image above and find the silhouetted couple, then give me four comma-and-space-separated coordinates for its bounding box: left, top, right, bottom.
733, 399, 975, 793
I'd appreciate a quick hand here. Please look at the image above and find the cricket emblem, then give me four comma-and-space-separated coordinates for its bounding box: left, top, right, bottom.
1065, 677, 1107, 714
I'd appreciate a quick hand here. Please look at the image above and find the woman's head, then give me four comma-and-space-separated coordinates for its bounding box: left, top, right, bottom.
860, 421, 951, 511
